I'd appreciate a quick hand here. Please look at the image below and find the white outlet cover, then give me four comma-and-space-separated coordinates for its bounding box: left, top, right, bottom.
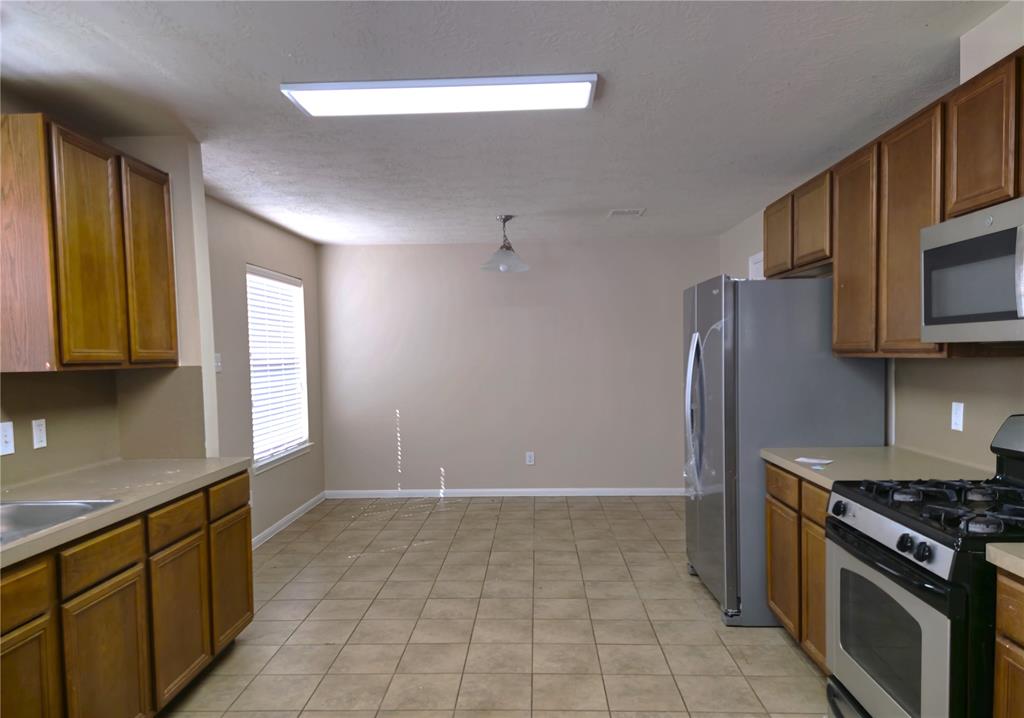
32, 418, 47, 449
0, 421, 13, 456
951, 402, 964, 432
525, 451, 535, 466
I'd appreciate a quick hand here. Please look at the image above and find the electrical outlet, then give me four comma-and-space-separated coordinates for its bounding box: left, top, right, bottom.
0, 422, 13, 456
951, 402, 964, 432
32, 419, 47, 449
525, 451, 535, 466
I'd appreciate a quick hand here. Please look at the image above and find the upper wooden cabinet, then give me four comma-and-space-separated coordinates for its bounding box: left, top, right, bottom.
0, 115, 60, 373
0, 114, 178, 372
763, 194, 793, 277
793, 171, 832, 267
831, 145, 878, 353
878, 104, 945, 355
945, 57, 1018, 217
121, 157, 178, 363
50, 124, 129, 365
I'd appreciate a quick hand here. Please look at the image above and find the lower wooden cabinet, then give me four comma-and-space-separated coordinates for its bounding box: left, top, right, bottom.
765, 463, 829, 672
150, 530, 212, 709
0, 472, 254, 715
210, 505, 255, 653
765, 494, 800, 638
994, 635, 1024, 718
1, 613, 62, 718
61, 563, 151, 718
800, 518, 828, 671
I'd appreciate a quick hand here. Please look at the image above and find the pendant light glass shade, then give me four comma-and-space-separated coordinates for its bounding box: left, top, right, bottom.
481, 215, 529, 272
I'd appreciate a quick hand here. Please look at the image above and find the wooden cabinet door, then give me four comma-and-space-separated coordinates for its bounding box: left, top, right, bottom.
832, 145, 878, 353
994, 635, 1024, 718
763, 194, 793, 277
765, 495, 800, 639
121, 157, 177, 363
62, 564, 150, 718
945, 58, 1017, 217
50, 124, 127, 365
799, 518, 827, 672
209, 505, 254, 653
150, 531, 212, 709
1, 613, 62, 718
878, 104, 944, 354
793, 171, 832, 267
1, 114, 60, 372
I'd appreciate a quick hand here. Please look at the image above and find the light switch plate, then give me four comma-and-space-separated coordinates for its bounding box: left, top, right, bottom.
951, 402, 964, 432
214, 353, 223, 373
32, 419, 47, 449
525, 451, 535, 466
0, 421, 13, 456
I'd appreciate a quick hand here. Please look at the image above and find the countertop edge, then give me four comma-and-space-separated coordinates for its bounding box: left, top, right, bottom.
987, 543, 1024, 581
1, 458, 250, 569
759, 450, 836, 489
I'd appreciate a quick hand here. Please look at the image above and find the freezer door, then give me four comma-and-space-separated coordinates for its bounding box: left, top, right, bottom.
686, 276, 736, 614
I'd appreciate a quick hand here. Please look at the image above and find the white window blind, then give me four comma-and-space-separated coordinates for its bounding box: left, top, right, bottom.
246, 266, 309, 467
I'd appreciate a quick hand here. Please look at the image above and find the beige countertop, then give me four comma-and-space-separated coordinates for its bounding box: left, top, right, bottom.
760, 446, 991, 490
987, 544, 1024, 580
1, 456, 249, 568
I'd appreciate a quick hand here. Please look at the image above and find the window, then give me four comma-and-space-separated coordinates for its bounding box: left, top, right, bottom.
246, 265, 309, 467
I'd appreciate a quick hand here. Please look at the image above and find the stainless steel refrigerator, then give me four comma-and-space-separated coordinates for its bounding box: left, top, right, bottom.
683, 275, 884, 626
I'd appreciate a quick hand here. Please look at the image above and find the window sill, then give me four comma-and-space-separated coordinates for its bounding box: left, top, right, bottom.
252, 442, 314, 476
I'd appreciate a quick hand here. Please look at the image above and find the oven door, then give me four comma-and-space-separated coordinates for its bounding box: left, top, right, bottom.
827, 525, 955, 718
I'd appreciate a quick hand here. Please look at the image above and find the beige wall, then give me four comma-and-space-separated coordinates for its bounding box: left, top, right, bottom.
320, 235, 720, 493
894, 358, 1024, 471
206, 198, 324, 534
718, 210, 763, 279
0, 373, 120, 485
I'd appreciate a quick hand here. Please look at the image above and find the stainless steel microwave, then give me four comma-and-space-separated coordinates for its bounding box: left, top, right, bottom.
920, 196, 1024, 343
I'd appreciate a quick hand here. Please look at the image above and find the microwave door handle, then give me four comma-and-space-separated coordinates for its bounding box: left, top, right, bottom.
1015, 225, 1024, 318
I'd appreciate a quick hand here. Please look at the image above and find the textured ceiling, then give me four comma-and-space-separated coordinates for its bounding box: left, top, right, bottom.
0, 1, 1001, 245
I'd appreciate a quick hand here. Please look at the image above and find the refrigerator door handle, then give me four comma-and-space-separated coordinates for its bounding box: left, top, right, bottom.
683, 331, 700, 496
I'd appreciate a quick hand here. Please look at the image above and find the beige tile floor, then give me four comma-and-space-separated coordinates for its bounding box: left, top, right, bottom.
164, 496, 826, 718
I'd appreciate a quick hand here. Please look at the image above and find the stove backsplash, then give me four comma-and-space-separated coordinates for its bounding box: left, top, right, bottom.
894, 358, 1024, 471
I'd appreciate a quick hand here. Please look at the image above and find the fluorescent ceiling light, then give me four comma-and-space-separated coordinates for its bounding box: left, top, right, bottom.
280, 74, 598, 117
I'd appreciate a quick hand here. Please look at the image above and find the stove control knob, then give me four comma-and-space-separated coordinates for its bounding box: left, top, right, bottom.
831, 501, 847, 517
896, 534, 915, 553
913, 542, 933, 563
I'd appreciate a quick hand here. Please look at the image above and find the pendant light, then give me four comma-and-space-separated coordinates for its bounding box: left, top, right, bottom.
481, 215, 529, 273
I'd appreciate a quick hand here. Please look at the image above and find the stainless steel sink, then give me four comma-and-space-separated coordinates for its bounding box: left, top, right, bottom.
0, 500, 119, 544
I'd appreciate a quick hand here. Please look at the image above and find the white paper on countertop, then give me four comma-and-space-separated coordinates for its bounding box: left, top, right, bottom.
795, 457, 834, 465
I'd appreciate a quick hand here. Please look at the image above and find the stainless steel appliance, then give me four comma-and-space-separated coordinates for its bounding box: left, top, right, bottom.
682, 276, 884, 625
920, 196, 1024, 343
825, 414, 1024, 718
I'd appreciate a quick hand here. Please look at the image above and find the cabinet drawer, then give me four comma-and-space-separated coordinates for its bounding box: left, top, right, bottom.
1, 555, 56, 634
801, 481, 830, 527
208, 473, 250, 521
148, 491, 206, 553
60, 520, 145, 599
766, 464, 800, 510
997, 570, 1024, 648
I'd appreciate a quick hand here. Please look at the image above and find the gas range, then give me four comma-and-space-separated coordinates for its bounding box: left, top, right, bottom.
827, 476, 1024, 580
825, 415, 1024, 718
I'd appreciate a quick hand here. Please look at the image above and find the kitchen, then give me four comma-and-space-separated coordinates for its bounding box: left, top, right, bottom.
0, 2, 1022, 717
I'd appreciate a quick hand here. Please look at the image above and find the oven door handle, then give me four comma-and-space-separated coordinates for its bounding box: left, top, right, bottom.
826, 518, 965, 618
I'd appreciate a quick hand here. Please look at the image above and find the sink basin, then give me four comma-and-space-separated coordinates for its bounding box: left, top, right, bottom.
0, 500, 119, 544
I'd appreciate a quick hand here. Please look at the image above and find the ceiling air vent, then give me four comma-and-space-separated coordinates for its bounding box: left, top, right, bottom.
607, 208, 646, 218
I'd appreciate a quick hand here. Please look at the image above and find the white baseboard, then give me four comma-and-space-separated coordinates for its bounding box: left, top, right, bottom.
252, 491, 326, 548
324, 487, 687, 499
